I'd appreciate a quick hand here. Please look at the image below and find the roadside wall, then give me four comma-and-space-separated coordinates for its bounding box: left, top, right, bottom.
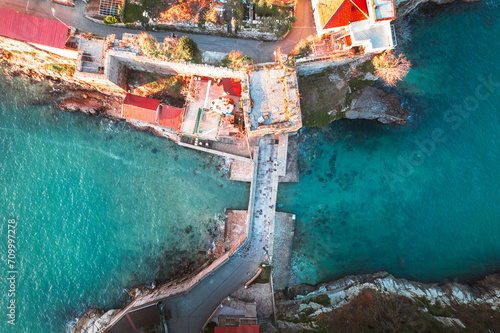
106, 50, 247, 80
296, 56, 364, 76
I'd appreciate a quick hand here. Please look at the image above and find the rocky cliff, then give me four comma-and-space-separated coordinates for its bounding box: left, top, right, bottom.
345, 86, 408, 124
277, 271, 500, 332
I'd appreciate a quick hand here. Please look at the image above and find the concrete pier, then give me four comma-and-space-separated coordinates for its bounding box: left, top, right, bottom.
101, 133, 297, 333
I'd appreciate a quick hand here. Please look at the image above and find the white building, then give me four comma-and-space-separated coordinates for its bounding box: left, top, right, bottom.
311, 0, 397, 53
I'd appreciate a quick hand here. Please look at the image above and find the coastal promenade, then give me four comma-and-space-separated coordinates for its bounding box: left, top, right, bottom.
104, 134, 282, 333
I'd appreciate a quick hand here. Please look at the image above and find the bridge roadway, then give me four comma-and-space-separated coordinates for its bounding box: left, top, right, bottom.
109, 135, 281, 333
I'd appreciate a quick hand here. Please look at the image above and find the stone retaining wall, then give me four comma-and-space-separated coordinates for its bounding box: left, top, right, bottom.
98, 148, 259, 333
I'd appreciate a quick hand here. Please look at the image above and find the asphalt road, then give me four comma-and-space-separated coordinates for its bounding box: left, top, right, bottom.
0, 0, 315, 62
275, 0, 316, 54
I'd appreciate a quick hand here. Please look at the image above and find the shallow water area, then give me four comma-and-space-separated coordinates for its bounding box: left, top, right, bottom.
0, 76, 248, 332
279, 0, 500, 286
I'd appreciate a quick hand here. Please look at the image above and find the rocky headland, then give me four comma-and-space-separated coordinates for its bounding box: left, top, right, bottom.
0, 36, 124, 117
277, 271, 500, 332
345, 86, 408, 124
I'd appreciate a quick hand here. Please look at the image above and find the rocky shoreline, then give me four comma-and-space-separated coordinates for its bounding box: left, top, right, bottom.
0, 37, 125, 118
277, 271, 500, 332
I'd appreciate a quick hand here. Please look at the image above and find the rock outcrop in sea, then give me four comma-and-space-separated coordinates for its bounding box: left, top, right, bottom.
345, 86, 408, 124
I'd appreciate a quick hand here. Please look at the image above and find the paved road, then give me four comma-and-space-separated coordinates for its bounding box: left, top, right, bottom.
0, 0, 272, 61
158, 136, 280, 332
0, 0, 315, 62
275, 0, 316, 54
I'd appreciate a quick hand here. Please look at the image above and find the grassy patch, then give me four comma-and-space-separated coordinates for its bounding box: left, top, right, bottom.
297, 68, 349, 127
359, 59, 375, 74
123, 3, 146, 24
305, 294, 330, 307
251, 264, 272, 284
45, 63, 75, 76
345, 76, 374, 108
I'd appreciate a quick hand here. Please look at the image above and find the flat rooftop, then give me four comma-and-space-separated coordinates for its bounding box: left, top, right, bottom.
246, 67, 302, 136
77, 37, 105, 74
371, 0, 396, 21
350, 20, 394, 53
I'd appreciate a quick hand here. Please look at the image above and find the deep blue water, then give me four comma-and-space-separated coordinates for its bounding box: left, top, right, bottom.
278, 0, 500, 285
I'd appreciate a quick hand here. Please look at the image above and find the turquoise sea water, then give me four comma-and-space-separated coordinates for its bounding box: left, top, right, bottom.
1, 1, 500, 332
279, 0, 500, 285
0, 83, 248, 332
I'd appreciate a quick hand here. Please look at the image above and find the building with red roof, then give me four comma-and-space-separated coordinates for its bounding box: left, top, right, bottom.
214, 325, 260, 333
158, 105, 184, 131
222, 78, 242, 98
312, 0, 396, 53
0, 9, 69, 49
122, 94, 185, 132
314, 0, 369, 32
122, 94, 161, 124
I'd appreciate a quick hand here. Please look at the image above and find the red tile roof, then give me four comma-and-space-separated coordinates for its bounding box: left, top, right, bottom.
0, 9, 68, 49
122, 94, 161, 124
222, 78, 242, 97
215, 325, 260, 333
158, 105, 184, 131
316, 0, 369, 30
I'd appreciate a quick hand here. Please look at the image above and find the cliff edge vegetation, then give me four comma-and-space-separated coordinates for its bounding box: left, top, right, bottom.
277, 272, 500, 332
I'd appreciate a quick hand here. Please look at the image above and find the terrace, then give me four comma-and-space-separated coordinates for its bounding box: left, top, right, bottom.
311, 30, 352, 58
350, 19, 395, 53
245, 67, 302, 137
370, 0, 396, 21
181, 77, 241, 141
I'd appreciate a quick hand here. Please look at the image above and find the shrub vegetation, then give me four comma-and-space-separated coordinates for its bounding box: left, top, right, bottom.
45, 63, 75, 76
103, 15, 120, 24
373, 52, 412, 87
176, 36, 199, 61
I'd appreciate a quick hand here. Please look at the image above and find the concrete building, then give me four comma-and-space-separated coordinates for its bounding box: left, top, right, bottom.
311, 0, 397, 53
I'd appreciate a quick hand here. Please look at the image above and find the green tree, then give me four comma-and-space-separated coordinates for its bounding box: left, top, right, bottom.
103, 15, 120, 25
176, 36, 199, 61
